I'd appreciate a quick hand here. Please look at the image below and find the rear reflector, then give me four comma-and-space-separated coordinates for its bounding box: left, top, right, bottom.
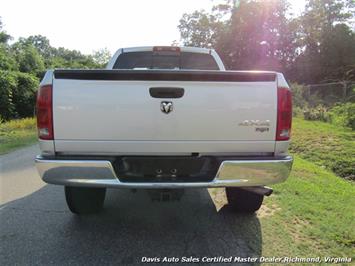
276, 87, 292, 141
36, 84, 53, 140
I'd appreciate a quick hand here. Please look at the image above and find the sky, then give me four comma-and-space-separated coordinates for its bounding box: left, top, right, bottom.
1, 0, 306, 55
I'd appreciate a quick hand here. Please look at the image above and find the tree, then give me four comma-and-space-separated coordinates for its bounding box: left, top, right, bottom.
219, 0, 296, 71
12, 73, 39, 117
12, 35, 104, 69
92, 48, 112, 67
18, 35, 53, 59
0, 17, 11, 44
0, 70, 17, 120
179, 0, 297, 72
178, 10, 227, 48
0, 45, 18, 71
0, 18, 106, 121
292, 0, 355, 83
320, 24, 355, 81
49, 47, 100, 69
0, 70, 39, 120
12, 43, 45, 76
178, 0, 355, 84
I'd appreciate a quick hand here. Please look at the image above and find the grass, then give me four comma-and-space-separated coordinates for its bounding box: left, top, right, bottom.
290, 117, 355, 180
260, 156, 355, 258
0, 117, 37, 155
261, 118, 355, 258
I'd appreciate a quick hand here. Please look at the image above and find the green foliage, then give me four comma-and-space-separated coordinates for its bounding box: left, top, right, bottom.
291, 83, 310, 108
0, 44, 18, 71
292, 81, 355, 129
329, 102, 355, 130
0, 117, 37, 154
320, 24, 355, 81
12, 43, 45, 75
14, 35, 103, 69
292, 106, 304, 118
287, 0, 355, 83
19, 35, 53, 59
0, 71, 38, 120
0, 70, 17, 120
262, 156, 355, 257
0, 116, 36, 130
303, 105, 330, 122
179, 0, 298, 71
178, 0, 355, 84
0, 21, 104, 121
49, 47, 100, 69
290, 117, 355, 179
178, 10, 226, 48
12, 73, 39, 118
0, 17, 11, 44
291, 83, 355, 130
92, 48, 112, 68
291, 82, 330, 114
223, 0, 296, 71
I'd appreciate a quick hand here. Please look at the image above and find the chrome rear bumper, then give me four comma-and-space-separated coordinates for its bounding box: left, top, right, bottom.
35, 156, 293, 188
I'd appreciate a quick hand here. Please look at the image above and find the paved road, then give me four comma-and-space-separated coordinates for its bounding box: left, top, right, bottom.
0, 145, 262, 265
0, 145, 45, 204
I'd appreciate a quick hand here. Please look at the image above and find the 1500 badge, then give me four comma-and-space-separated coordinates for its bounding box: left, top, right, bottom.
238, 120, 270, 132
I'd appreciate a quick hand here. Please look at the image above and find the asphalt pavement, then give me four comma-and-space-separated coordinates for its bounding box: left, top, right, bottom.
0, 145, 262, 265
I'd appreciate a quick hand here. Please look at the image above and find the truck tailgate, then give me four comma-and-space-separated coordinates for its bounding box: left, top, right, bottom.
52, 70, 277, 155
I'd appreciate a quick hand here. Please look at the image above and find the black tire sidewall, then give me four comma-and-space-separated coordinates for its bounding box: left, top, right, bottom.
65, 186, 106, 214
226, 187, 264, 213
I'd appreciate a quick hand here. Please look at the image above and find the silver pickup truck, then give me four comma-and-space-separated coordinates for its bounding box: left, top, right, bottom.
35, 46, 293, 214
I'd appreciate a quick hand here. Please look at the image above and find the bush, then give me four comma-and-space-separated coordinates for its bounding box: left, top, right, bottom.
291, 83, 309, 108
0, 117, 36, 130
292, 106, 303, 117
0, 44, 18, 71
0, 70, 39, 120
12, 72, 38, 118
13, 44, 45, 76
303, 105, 330, 122
291, 83, 326, 108
0, 70, 17, 120
329, 103, 355, 130
330, 157, 355, 180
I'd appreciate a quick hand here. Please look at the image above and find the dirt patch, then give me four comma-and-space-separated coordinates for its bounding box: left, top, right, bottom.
287, 217, 323, 250
289, 217, 310, 242
208, 188, 227, 211
209, 188, 281, 216
257, 203, 281, 218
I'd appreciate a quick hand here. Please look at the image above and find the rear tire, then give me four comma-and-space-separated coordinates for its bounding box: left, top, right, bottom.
226, 187, 264, 213
65, 186, 106, 214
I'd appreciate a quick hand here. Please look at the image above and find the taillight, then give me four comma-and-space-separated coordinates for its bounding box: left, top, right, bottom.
36, 84, 53, 140
276, 87, 292, 141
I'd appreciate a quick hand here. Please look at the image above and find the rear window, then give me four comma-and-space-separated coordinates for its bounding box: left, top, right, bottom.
113, 51, 219, 70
